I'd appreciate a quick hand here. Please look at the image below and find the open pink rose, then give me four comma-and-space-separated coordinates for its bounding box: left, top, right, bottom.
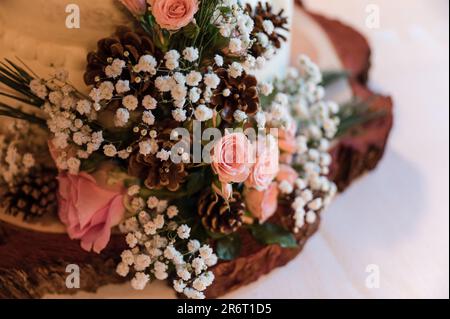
151, 0, 199, 30
57, 171, 125, 253
244, 182, 279, 223
211, 132, 254, 184
279, 121, 298, 154
245, 136, 280, 190
276, 164, 299, 186
120, 0, 147, 17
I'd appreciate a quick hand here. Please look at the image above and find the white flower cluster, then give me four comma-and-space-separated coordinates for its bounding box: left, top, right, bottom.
267, 55, 340, 232
0, 121, 38, 186
117, 186, 218, 299
29, 69, 108, 174
213, 1, 283, 73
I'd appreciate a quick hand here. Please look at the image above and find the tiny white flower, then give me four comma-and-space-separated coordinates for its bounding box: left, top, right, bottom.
122, 95, 139, 111
204, 73, 221, 89
214, 55, 224, 67
115, 108, 130, 127
142, 110, 155, 125
116, 262, 130, 277
167, 205, 179, 219
177, 224, 191, 239
183, 47, 199, 62
263, 20, 275, 34
229, 38, 242, 53
186, 71, 202, 87
142, 95, 157, 110
131, 272, 150, 290
156, 149, 171, 161
147, 196, 159, 209
115, 80, 130, 94
103, 144, 117, 157
172, 108, 187, 122
228, 62, 243, 78
194, 104, 214, 122
233, 110, 247, 122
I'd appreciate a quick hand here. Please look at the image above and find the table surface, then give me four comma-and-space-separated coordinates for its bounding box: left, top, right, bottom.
51, 0, 449, 299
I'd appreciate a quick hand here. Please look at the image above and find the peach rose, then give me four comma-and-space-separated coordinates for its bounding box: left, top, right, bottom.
245, 136, 280, 190
151, 0, 199, 30
276, 164, 299, 186
211, 132, 254, 184
245, 182, 279, 223
279, 121, 298, 154
57, 170, 125, 253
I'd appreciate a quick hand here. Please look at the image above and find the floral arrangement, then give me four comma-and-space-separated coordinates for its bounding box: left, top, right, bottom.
0, 0, 345, 298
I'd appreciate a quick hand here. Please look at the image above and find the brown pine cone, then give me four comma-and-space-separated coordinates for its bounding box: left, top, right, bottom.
1, 168, 58, 220
198, 191, 245, 235
246, 2, 289, 56
210, 69, 259, 123
129, 153, 188, 192
84, 26, 157, 86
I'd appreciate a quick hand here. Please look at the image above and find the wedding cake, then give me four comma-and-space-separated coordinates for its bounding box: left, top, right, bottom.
0, 0, 393, 300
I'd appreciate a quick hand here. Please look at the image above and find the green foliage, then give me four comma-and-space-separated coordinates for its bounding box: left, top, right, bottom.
336, 98, 386, 137
215, 232, 242, 260
249, 223, 298, 248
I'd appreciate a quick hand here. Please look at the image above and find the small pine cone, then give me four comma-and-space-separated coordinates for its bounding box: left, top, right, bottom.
2, 168, 58, 220
210, 69, 259, 123
129, 153, 188, 192
84, 26, 157, 86
198, 191, 245, 235
246, 2, 289, 56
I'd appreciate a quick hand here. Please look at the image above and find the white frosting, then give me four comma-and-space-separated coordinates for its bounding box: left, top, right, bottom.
0, 0, 293, 88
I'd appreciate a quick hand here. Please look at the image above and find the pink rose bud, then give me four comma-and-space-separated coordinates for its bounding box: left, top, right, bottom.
278, 121, 298, 154
119, 0, 147, 17
244, 182, 279, 223
211, 132, 254, 184
212, 181, 233, 201
245, 136, 280, 190
57, 171, 125, 253
151, 0, 199, 31
276, 164, 299, 186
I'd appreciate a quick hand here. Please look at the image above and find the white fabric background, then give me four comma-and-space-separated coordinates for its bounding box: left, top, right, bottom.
55, 0, 449, 299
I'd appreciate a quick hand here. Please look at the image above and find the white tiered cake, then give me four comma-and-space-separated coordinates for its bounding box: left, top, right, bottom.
0, 0, 293, 90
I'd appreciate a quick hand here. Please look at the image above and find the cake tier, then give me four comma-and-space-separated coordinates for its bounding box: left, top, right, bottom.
0, 0, 293, 90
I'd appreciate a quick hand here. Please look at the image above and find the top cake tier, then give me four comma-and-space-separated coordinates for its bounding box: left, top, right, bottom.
0, 0, 293, 87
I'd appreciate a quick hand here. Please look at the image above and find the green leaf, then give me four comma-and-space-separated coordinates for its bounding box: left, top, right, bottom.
249, 223, 298, 248
320, 70, 349, 87
216, 233, 242, 260
182, 22, 200, 40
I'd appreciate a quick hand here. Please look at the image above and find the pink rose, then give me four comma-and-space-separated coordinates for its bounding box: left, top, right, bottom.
245, 136, 280, 190
57, 171, 125, 253
244, 182, 279, 223
279, 121, 298, 154
276, 164, 299, 186
151, 0, 199, 30
120, 0, 147, 16
211, 132, 254, 184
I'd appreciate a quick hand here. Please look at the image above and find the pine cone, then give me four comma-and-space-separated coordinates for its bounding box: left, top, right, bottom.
128, 121, 189, 192
211, 69, 259, 123
246, 2, 289, 56
1, 168, 58, 220
129, 152, 188, 192
198, 191, 245, 235
84, 26, 157, 86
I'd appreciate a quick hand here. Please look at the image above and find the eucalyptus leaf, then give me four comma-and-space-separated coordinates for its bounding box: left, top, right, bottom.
250, 223, 298, 248
216, 233, 242, 260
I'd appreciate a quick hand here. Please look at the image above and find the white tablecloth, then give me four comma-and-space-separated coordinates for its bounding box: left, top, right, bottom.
53, 0, 449, 299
